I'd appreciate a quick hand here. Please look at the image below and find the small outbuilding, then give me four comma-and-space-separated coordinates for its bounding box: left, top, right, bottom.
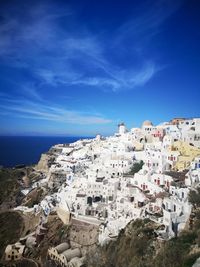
5, 242, 25, 261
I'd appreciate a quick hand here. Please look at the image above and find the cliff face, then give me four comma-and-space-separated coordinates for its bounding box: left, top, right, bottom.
85, 218, 200, 267
86, 219, 158, 267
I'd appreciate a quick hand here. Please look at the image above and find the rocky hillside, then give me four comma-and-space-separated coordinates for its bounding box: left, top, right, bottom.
86, 216, 200, 267
0, 211, 25, 258
0, 168, 24, 210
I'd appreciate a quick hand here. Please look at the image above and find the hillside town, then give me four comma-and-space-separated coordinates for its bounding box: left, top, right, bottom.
3, 117, 200, 267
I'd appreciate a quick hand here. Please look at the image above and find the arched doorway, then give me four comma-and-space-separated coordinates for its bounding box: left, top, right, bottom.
87, 196, 93, 205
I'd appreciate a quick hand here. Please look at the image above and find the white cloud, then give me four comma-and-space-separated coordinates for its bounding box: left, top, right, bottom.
0, 2, 163, 93
0, 97, 112, 125
0, 1, 182, 93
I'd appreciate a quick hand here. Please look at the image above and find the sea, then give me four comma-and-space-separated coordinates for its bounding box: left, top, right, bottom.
0, 136, 91, 168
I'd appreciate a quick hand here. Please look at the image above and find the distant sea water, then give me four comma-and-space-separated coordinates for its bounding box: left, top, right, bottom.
0, 136, 91, 168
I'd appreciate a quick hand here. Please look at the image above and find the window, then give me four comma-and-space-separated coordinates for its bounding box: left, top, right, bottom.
174, 205, 176, 212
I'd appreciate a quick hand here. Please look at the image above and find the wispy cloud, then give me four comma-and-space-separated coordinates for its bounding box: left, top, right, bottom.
21, 83, 42, 101
114, 0, 182, 47
66, 62, 157, 91
0, 1, 181, 93
0, 95, 112, 125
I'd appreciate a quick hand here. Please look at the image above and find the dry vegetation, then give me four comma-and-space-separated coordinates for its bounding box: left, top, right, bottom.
0, 211, 25, 259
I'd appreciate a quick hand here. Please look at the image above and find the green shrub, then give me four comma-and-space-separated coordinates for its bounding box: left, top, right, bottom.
129, 160, 144, 175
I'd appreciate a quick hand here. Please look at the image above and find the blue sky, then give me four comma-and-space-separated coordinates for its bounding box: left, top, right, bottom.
0, 0, 200, 136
